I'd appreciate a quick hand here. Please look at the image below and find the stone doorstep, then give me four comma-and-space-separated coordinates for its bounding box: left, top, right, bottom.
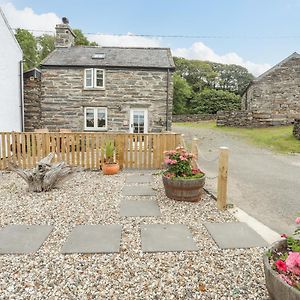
120, 199, 161, 217
204, 222, 269, 249
0, 225, 53, 254
61, 224, 122, 254
122, 185, 156, 196
141, 224, 198, 252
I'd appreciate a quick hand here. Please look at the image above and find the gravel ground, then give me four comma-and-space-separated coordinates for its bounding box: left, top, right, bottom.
0, 171, 269, 300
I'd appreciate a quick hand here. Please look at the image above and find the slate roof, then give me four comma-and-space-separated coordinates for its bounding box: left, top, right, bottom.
40, 46, 175, 70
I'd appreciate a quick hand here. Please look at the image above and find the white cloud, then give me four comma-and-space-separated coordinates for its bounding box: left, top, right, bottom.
0, 2, 60, 34
0, 2, 271, 75
87, 33, 161, 48
172, 42, 271, 76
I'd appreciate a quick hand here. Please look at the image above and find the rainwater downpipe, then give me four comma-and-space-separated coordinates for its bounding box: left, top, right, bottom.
19, 60, 24, 131
165, 68, 170, 131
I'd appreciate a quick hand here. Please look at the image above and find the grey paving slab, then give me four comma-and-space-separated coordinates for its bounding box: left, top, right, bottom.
120, 199, 161, 217
0, 225, 53, 254
204, 222, 269, 249
141, 224, 198, 252
122, 185, 156, 196
61, 225, 122, 254
126, 175, 153, 184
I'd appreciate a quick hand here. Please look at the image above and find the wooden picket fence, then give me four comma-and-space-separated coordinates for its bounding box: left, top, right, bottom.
0, 132, 182, 170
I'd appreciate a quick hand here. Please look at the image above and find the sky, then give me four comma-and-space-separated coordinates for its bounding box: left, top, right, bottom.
1, 0, 300, 76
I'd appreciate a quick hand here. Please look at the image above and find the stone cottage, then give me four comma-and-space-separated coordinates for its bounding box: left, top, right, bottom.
241, 52, 300, 120
25, 20, 175, 133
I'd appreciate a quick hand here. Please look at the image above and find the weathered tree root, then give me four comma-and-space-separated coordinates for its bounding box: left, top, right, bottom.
8, 153, 79, 192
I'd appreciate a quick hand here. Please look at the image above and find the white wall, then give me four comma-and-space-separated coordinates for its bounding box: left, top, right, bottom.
0, 9, 23, 132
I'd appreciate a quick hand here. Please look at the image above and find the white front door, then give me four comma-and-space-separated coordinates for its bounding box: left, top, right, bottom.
129, 108, 148, 133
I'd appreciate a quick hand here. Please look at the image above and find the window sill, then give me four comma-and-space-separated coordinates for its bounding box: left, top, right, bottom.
83, 87, 105, 91
84, 128, 108, 132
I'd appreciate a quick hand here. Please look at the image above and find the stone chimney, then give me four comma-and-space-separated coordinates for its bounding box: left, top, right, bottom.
55, 17, 76, 48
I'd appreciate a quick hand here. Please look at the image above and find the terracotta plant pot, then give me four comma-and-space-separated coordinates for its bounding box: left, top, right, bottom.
102, 163, 120, 175
263, 240, 300, 300
162, 175, 206, 202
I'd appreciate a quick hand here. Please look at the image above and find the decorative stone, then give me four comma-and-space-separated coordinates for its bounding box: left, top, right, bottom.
293, 118, 300, 140
61, 225, 122, 254
125, 174, 153, 184
141, 224, 198, 252
0, 225, 53, 254
204, 222, 269, 249
120, 199, 161, 217
122, 185, 156, 196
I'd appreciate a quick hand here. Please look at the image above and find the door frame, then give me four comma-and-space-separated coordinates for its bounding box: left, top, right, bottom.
129, 108, 148, 133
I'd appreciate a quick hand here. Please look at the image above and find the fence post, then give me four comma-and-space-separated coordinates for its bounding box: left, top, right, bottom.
191, 137, 199, 169
217, 147, 229, 210
181, 134, 187, 149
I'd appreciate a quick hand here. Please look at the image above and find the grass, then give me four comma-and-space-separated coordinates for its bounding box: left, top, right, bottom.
174, 121, 300, 154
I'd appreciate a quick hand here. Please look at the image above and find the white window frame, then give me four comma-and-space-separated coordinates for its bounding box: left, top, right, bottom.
84, 68, 105, 89
84, 107, 108, 131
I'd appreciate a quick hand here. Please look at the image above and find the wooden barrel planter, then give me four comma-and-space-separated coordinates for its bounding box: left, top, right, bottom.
162, 175, 206, 202
263, 240, 300, 300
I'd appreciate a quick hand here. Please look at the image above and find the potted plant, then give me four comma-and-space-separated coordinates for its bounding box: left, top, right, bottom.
162, 146, 205, 202
102, 140, 120, 175
263, 215, 300, 300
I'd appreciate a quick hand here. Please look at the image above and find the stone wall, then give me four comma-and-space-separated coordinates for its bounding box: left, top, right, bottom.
217, 110, 294, 127
24, 76, 41, 131
33, 67, 173, 132
293, 119, 300, 140
172, 113, 216, 122
242, 55, 300, 119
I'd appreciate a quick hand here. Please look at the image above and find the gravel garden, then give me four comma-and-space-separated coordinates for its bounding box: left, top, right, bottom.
0, 172, 268, 299
0, 169, 269, 300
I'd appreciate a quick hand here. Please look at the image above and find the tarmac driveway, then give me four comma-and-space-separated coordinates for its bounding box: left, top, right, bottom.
173, 124, 300, 235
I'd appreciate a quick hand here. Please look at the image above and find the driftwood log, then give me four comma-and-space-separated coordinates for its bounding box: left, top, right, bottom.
8, 153, 77, 192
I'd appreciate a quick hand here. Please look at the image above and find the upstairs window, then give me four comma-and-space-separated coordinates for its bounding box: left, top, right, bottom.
84, 107, 107, 130
84, 68, 105, 89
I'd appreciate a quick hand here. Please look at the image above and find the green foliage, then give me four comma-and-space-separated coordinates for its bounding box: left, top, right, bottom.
104, 141, 115, 163
73, 29, 98, 46
172, 57, 253, 115
191, 89, 241, 114
15, 28, 97, 70
15, 28, 38, 70
37, 34, 55, 62
287, 236, 300, 252
173, 74, 193, 114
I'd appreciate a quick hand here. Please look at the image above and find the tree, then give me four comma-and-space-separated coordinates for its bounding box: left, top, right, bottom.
173, 74, 193, 114
37, 34, 55, 62
191, 89, 241, 114
73, 29, 98, 46
15, 28, 38, 70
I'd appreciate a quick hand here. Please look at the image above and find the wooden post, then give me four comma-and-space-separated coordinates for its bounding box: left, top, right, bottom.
180, 134, 187, 149
217, 147, 229, 210
191, 137, 199, 169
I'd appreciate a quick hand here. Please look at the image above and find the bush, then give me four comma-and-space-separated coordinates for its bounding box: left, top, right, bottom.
191, 89, 241, 114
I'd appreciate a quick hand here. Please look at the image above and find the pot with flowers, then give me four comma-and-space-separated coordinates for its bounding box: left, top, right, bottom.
263, 215, 300, 300
162, 146, 205, 202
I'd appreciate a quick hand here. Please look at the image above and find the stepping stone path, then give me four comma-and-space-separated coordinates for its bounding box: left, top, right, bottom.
0, 225, 53, 254
0, 173, 268, 255
125, 174, 153, 184
61, 225, 122, 254
122, 185, 156, 196
204, 222, 269, 249
120, 199, 161, 217
141, 224, 198, 252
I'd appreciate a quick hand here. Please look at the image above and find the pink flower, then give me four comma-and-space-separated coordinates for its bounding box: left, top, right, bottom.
169, 159, 177, 165
286, 252, 300, 275
281, 234, 288, 239
278, 274, 293, 286
295, 217, 300, 224
179, 155, 187, 161
275, 259, 287, 272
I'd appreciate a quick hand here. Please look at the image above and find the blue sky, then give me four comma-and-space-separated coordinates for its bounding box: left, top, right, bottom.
1, 0, 300, 75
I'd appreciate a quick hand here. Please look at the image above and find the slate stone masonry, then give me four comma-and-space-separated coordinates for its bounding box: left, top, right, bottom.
293, 119, 300, 140
38, 67, 173, 132
24, 76, 41, 131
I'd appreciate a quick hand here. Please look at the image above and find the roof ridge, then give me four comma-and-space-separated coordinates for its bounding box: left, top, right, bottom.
71, 45, 171, 50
